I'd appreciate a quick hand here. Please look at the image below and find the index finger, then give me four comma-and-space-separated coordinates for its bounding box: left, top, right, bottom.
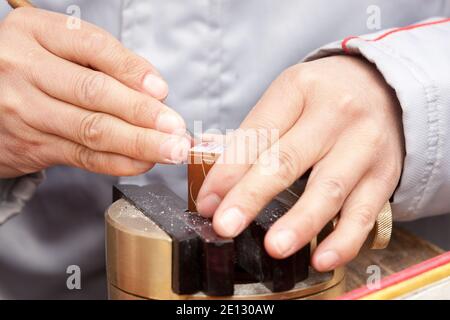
196, 67, 306, 216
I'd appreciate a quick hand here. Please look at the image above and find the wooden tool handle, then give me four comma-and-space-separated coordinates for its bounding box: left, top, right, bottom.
7, 0, 34, 9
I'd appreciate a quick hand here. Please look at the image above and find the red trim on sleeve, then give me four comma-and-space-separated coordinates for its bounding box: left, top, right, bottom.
342, 17, 450, 53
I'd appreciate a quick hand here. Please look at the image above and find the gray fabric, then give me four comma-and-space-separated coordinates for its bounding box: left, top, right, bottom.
0, 166, 115, 299
0, 172, 44, 224
0, 0, 449, 298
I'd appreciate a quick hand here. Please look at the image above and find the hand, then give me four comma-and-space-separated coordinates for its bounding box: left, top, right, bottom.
0, 8, 189, 178
196, 55, 405, 271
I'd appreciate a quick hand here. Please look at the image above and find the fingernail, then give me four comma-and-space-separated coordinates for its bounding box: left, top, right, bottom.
315, 250, 340, 270
161, 136, 191, 163
197, 193, 221, 217
143, 73, 169, 99
272, 229, 297, 257
156, 111, 186, 134
218, 207, 246, 238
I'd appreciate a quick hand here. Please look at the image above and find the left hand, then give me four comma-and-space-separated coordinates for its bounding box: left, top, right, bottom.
196, 55, 405, 271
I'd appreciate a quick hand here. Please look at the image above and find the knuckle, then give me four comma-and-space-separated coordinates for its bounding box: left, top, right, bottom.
347, 205, 376, 231
130, 130, 148, 159
77, 31, 110, 58
250, 115, 278, 133
130, 98, 151, 124
79, 112, 106, 147
318, 177, 347, 206
335, 93, 365, 118
252, 119, 279, 144
288, 64, 318, 88
117, 53, 150, 80
219, 170, 239, 187
278, 65, 307, 93
302, 212, 321, 237
361, 121, 386, 147
245, 187, 261, 205
232, 128, 276, 163
75, 71, 108, 106
275, 146, 301, 182
243, 127, 276, 158
73, 144, 97, 171
375, 164, 400, 189
280, 65, 303, 85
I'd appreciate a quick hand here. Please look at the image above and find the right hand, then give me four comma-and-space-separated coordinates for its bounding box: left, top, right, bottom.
0, 7, 190, 178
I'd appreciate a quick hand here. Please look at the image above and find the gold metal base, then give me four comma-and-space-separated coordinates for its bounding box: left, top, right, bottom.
108, 277, 345, 300
106, 198, 345, 300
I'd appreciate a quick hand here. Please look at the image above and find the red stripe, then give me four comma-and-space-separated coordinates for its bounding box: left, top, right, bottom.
341, 17, 450, 53
341, 36, 359, 54
337, 251, 450, 300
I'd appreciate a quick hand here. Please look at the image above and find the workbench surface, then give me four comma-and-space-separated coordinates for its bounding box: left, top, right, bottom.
346, 227, 445, 291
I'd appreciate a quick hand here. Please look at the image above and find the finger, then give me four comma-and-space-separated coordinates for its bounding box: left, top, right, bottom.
264, 136, 374, 259
19, 90, 190, 164
22, 8, 168, 99
196, 67, 306, 216
0, 116, 154, 177
28, 50, 184, 134
196, 129, 272, 217
199, 133, 227, 145
311, 170, 396, 271
240, 65, 306, 131
210, 112, 337, 238
42, 134, 155, 176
